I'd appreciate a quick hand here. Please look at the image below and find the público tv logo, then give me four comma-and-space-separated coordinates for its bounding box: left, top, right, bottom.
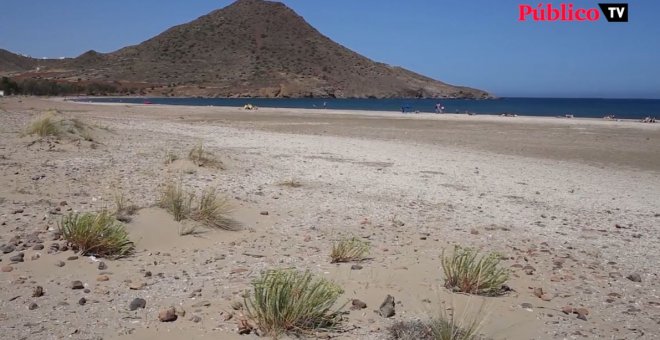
519, 3, 628, 22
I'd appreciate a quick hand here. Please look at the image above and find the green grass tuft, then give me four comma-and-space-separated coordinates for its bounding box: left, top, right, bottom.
58, 211, 134, 259
441, 246, 508, 296
245, 269, 345, 336
330, 236, 369, 263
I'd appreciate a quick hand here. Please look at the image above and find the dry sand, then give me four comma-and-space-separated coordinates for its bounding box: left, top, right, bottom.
0, 97, 659, 339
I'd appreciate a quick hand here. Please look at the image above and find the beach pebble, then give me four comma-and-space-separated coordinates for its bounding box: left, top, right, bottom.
1, 244, 15, 254
70, 280, 84, 290
351, 264, 363, 270
129, 298, 147, 311
378, 295, 395, 318
159, 306, 178, 322
10, 253, 24, 263
351, 299, 367, 310
190, 315, 202, 323
32, 286, 44, 297
626, 273, 642, 282
97, 275, 109, 282
97, 261, 107, 270
1, 265, 13, 272
260, 211, 269, 215
32, 244, 44, 250
55, 260, 65, 267
28, 302, 38, 310
78, 297, 87, 306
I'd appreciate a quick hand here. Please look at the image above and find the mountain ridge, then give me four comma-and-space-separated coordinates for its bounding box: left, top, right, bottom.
0, 0, 491, 99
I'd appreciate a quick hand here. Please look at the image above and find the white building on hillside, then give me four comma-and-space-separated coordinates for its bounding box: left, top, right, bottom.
0, 90, 5, 97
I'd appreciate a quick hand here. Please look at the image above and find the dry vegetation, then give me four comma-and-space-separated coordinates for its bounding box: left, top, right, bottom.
188, 143, 222, 168
441, 246, 508, 296
330, 236, 370, 263
245, 269, 345, 337
158, 180, 239, 232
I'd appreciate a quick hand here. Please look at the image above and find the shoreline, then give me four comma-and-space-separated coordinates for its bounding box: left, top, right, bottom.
52, 96, 660, 128
59, 96, 660, 122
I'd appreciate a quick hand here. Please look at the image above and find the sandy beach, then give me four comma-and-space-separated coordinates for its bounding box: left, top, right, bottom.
1, 97, 659, 339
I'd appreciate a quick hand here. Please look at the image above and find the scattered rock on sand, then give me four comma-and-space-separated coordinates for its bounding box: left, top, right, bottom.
129, 298, 147, 311
96, 275, 109, 282
1, 265, 13, 272
10, 253, 24, 263
378, 295, 395, 318
70, 280, 84, 290
97, 261, 107, 270
67, 256, 78, 261
158, 306, 178, 322
32, 244, 44, 250
231, 301, 243, 310
351, 299, 367, 310
260, 211, 269, 215
55, 260, 65, 267
351, 264, 363, 270
1, 244, 16, 254
627, 273, 642, 282
78, 297, 87, 306
32, 286, 44, 297
128, 281, 145, 290
190, 315, 202, 323
28, 302, 38, 310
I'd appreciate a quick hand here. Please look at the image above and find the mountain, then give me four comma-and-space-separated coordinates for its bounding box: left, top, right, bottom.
0, 0, 490, 99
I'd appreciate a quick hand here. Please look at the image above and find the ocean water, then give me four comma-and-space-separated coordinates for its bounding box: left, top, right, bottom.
82, 97, 660, 120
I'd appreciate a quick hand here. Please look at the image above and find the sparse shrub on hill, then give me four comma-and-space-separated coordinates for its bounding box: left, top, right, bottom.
441, 246, 508, 296
245, 269, 345, 336
58, 211, 134, 259
330, 236, 369, 263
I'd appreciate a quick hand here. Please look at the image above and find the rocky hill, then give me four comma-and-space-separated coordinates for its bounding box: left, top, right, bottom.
0, 0, 490, 99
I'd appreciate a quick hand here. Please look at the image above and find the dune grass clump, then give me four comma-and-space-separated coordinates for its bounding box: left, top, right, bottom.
58, 211, 134, 258
441, 246, 508, 296
389, 316, 482, 340
189, 188, 238, 231
158, 181, 192, 222
113, 191, 139, 223
158, 180, 239, 232
330, 236, 370, 263
245, 269, 345, 336
26, 114, 60, 137
188, 142, 221, 167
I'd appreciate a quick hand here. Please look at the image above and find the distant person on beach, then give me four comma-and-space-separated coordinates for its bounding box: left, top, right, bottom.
323, 101, 327, 109
435, 103, 444, 113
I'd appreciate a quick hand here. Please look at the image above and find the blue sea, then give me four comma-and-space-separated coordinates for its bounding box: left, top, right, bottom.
82, 97, 660, 120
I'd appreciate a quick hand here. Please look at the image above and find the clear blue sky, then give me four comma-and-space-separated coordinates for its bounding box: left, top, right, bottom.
1, 0, 659, 98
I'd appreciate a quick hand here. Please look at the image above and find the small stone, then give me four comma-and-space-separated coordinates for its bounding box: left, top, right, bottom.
541, 294, 553, 301
189, 315, 202, 323
533, 287, 544, 298
144, 271, 152, 277
1, 265, 14, 272
175, 306, 186, 317
32, 286, 44, 297
575, 308, 589, 321
78, 297, 87, 306
521, 303, 533, 309
158, 306, 177, 322
626, 273, 642, 282
28, 302, 38, 310
128, 281, 145, 290
231, 301, 243, 310
223, 312, 234, 321
260, 211, 269, 216
129, 298, 146, 311
30, 254, 40, 261
470, 228, 479, 235
192, 301, 211, 308
10, 253, 24, 263
378, 295, 395, 318
70, 280, 84, 290
351, 299, 367, 310
67, 256, 78, 261
12, 209, 24, 214
96, 275, 110, 282
561, 306, 574, 314
97, 262, 107, 270
32, 244, 44, 250
351, 264, 363, 270
55, 261, 65, 267
59, 201, 68, 206
1, 244, 16, 254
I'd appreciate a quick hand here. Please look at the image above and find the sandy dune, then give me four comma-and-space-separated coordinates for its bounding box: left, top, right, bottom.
0, 97, 658, 339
